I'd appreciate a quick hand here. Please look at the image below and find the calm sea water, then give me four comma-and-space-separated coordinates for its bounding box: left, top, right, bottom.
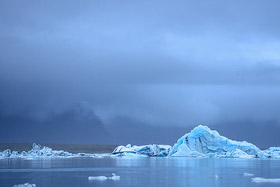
0, 157, 280, 187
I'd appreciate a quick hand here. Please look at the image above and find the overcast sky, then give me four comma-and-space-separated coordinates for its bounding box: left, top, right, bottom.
0, 0, 280, 146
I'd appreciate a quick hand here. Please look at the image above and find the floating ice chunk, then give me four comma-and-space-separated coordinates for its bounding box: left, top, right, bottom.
263, 147, 280, 158
109, 173, 120, 180
244, 173, 254, 177
2, 125, 280, 159
13, 183, 36, 187
169, 125, 263, 158
0, 143, 108, 159
215, 175, 219, 180
88, 173, 120, 181
252, 177, 280, 183
88, 176, 108, 180
111, 125, 280, 159
112, 144, 171, 157
1, 149, 11, 157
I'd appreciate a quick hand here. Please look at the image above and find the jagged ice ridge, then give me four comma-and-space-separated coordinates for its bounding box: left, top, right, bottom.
1, 125, 279, 159
0, 143, 108, 159
113, 125, 280, 158
112, 144, 171, 157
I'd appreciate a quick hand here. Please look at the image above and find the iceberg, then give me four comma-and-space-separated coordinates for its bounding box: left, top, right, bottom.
244, 173, 254, 177
263, 147, 280, 159
252, 177, 280, 183
1, 125, 280, 159
112, 144, 171, 157
168, 125, 275, 158
88, 173, 120, 181
88, 176, 108, 180
13, 183, 36, 187
0, 143, 108, 159
111, 125, 280, 159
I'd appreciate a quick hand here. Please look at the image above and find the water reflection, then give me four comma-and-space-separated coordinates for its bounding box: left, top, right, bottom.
112, 157, 280, 187
0, 157, 280, 187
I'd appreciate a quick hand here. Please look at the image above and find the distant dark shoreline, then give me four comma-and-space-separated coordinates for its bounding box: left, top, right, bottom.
0, 143, 117, 154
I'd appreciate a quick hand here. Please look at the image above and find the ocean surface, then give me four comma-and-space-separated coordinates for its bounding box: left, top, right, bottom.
0, 157, 280, 187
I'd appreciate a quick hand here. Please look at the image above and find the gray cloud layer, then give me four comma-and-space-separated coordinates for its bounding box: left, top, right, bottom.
0, 0, 280, 146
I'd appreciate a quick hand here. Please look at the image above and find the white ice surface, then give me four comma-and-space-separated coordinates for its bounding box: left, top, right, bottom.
13, 183, 36, 187
263, 147, 280, 159
88, 176, 108, 180
0, 143, 109, 159
169, 125, 280, 158
112, 152, 148, 158
112, 144, 171, 157
88, 173, 120, 181
252, 177, 280, 183
244, 173, 254, 177
2, 126, 280, 159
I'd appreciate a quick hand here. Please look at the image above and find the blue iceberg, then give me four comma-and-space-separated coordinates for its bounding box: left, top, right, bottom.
113, 125, 280, 158
1, 125, 279, 159
112, 144, 171, 157
0, 143, 108, 159
168, 125, 277, 158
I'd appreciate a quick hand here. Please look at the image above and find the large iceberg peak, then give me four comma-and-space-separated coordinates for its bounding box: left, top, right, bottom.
189, 125, 219, 136
169, 125, 262, 158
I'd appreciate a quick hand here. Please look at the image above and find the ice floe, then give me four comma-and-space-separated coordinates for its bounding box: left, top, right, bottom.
112, 144, 171, 157
251, 177, 280, 183
13, 183, 36, 187
88, 173, 120, 181
88, 176, 108, 180
244, 173, 254, 177
0, 143, 108, 159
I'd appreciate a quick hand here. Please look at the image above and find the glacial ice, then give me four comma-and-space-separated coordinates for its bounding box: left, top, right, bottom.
88, 173, 120, 181
168, 125, 280, 158
1, 125, 280, 159
13, 183, 36, 187
112, 144, 171, 157
0, 143, 107, 159
251, 177, 280, 183
244, 173, 254, 177
169, 125, 256, 157
88, 176, 108, 180
112, 125, 280, 158
263, 147, 280, 159
109, 173, 121, 180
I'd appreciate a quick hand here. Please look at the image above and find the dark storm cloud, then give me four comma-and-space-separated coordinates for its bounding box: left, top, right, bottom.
0, 0, 280, 145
